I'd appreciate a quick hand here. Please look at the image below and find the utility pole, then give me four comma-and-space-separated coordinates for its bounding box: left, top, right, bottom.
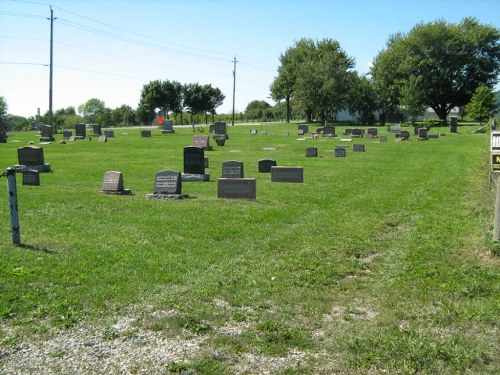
48, 6, 55, 131
231, 56, 238, 126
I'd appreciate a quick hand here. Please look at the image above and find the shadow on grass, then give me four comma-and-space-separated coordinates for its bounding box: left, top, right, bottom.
16, 243, 58, 254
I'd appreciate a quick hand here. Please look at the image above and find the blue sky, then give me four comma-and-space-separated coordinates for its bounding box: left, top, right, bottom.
1, 0, 499, 118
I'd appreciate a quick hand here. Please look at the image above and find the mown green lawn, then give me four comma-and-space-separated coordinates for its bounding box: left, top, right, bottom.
0, 123, 498, 374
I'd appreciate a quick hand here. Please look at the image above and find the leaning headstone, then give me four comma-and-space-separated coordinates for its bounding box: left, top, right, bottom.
271, 166, 304, 183
298, 124, 309, 134
418, 128, 428, 140
335, 147, 347, 158
75, 123, 86, 139
40, 125, 55, 142
104, 129, 114, 138
162, 120, 174, 134
218, 178, 256, 199
141, 130, 152, 137
182, 146, 210, 181
146, 170, 187, 199
449, 116, 458, 133
306, 147, 318, 157
15, 146, 51, 172
62, 130, 72, 139
101, 171, 132, 195
258, 159, 277, 173
222, 160, 244, 178
353, 144, 365, 152
22, 170, 40, 186
214, 135, 226, 146
98, 135, 107, 143
192, 135, 211, 150
92, 124, 102, 136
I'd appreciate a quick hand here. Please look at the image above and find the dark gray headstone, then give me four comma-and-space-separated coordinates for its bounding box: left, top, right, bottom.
353, 144, 365, 152
335, 147, 347, 158
298, 124, 309, 134
449, 116, 458, 132
184, 146, 205, 174
218, 178, 256, 199
209, 124, 215, 133
399, 130, 410, 140
22, 170, 40, 186
75, 123, 86, 139
62, 130, 72, 139
344, 128, 352, 135
324, 126, 335, 136
153, 170, 181, 194
141, 130, 152, 137
222, 160, 244, 178
104, 129, 115, 138
306, 147, 317, 157
40, 125, 55, 141
17, 146, 44, 165
92, 125, 102, 136
351, 128, 364, 138
162, 120, 174, 133
214, 121, 227, 137
258, 159, 277, 173
418, 128, 428, 140
367, 128, 378, 136
271, 166, 304, 183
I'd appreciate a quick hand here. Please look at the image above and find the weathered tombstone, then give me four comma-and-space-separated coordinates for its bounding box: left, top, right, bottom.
351, 128, 363, 138
62, 130, 72, 139
182, 146, 210, 181
324, 126, 335, 137
16, 146, 51, 172
379, 135, 388, 142
271, 166, 304, 183
104, 129, 114, 138
298, 129, 305, 136
141, 130, 152, 137
22, 170, 40, 186
418, 128, 428, 140
298, 124, 309, 134
213, 121, 227, 138
84, 135, 92, 141
69, 136, 76, 142
400, 130, 410, 140
192, 135, 211, 150
306, 147, 318, 157
353, 144, 365, 152
218, 178, 256, 199
335, 147, 347, 158
258, 159, 277, 173
98, 135, 107, 143
75, 123, 86, 139
389, 124, 401, 133
101, 171, 132, 195
146, 170, 187, 199
222, 160, 244, 178
367, 128, 378, 137
449, 116, 458, 133
250, 129, 258, 135
92, 124, 102, 136
40, 125, 55, 142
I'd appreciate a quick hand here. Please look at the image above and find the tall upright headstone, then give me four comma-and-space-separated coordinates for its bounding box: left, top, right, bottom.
182, 146, 210, 181
162, 120, 174, 134
75, 123, 86, 139
449, 116, 458, 133
213, 121, 227, 139
92, 125, 102, 136
40, 125, 55, 142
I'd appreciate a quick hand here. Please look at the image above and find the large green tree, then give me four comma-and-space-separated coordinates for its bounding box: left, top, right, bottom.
371, 17, 500, 121
77, 98, 106, 124
465, 86, 499, 125
347, 74, 379, 125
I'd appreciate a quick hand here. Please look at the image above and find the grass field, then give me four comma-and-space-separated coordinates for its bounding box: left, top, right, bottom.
0, 123, 498, 374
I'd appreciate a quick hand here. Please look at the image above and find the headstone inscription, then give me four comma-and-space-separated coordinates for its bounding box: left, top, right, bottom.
306, 147, 318, 157
271, 166, 304, 183
22, 170, 40, 186
92, 125, 102, 136
141, 130, 152, 137
146, 170, 187, 199
258, 159, 277, 173
75, 123, 86, 139
101, 171, 132, 195
192, 135, 211, 150
162, 120, 174, 134
449, 116, 458, 133
353, 144, 365, 152
62, 130, 72, 139
217, 178, 256, 199
335, 147, 347, 158
40, 125, 55, 142
182, 146, 210, 181
104, 130, 115, 138
222, 160, 244, 178
16, 146, 51, 172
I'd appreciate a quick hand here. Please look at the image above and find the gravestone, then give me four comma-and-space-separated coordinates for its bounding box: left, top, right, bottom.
62, 130, 72, 139
98, 135, 107, 143
258, 159, 277, 173
22, 170, 40, 186
298, 129, 304, 135
284, 131, 289, 136
192, 135, 211, 150
69, 136, 76, 142
367, 128, 378, 137
104, 130, 114, 138
351, 128, 363, 138
324, 126, 335, 137
182, 146, 210, 181
218, 178, 256, 199
141, 130, 152, 137
379, 136, 388, 142
353, 144, 365, 152
92, 125, 102, 136
146, 170, 187, 199
162, 120, 174, 134
214, 135, 226, 146
101, 171, 132, 195
261, 130, 267, 135
364, 133, 373, 139
298, 124, 309, 134
343, 128, 352, 135
213, 121, 227, 139
85, 136, 92, 141
389, 125, 401, 133
75, 123, 86, 139
222, 160, 244, 178
40, 125, 55, 142
399, 130, 410, 140
449, 116, 458, 133
418, 128, 428, 140
250, 129, 258, 135
306, 147, 318, 157
271, 166, 304, 183
16, 146, 51, 172
334, 147, 347, 158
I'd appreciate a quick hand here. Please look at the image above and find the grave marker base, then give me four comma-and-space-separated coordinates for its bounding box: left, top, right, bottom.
181, 173, 210, 182
146, 193, 189, 200
101, 189, 132, 195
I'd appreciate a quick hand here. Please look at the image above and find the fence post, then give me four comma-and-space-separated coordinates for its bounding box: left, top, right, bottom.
5, 168, 21, 245
493, 175, 500, 241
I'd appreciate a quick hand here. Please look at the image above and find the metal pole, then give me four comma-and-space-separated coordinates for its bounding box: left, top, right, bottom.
231, 56, 237, 126
49, 6, 54, 131
5, 168, 21, 245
